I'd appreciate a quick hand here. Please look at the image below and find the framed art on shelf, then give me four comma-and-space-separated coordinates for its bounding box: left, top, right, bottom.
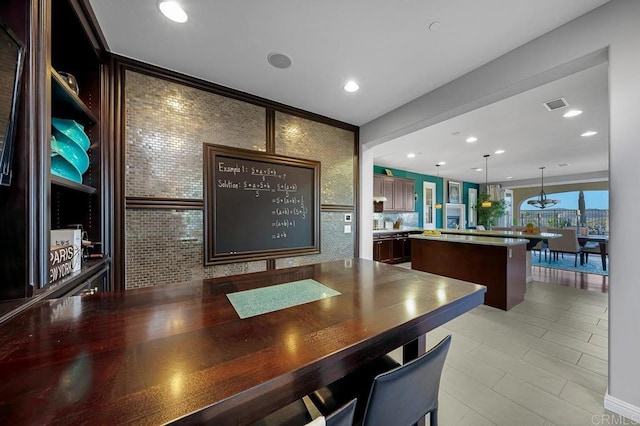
448, 181, 461, 204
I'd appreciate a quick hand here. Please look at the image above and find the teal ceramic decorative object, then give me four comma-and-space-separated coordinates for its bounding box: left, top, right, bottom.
51, 154, 82, 183
51, 118, 90, 151
51, 131, 89, 174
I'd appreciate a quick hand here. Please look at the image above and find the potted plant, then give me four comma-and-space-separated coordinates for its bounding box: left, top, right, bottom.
474, 193, 507, 229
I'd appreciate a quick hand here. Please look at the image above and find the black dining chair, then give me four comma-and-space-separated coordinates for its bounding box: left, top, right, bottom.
310, 335, 452, 426
251, 397, 357, 426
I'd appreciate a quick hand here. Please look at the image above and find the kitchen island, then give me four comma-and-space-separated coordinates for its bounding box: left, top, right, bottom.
410, 233, 528, 310
435, 228, 561, 282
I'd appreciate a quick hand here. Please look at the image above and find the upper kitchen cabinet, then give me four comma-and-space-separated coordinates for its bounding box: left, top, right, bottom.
373, 174, 415, 212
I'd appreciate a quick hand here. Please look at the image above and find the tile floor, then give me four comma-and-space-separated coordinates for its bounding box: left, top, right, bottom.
390, 263, 632, 426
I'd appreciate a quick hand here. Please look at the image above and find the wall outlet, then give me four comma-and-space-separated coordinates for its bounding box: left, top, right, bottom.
344, 225, 352, 233
344, 213, 352, 222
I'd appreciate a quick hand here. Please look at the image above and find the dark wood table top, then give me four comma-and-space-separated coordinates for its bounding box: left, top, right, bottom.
0, 259, 485, 425
579, 234, 609, 242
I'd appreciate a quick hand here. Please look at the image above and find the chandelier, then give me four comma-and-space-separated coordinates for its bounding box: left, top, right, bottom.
527, 166, 560, 209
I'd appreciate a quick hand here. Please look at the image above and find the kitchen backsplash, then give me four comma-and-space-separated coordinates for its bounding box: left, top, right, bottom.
373, 212, 419, 228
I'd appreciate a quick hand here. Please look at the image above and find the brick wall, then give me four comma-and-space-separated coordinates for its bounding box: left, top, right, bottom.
124, 71, 356, 289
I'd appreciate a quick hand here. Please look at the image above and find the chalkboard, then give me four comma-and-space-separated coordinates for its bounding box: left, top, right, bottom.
204, 144, 320, 265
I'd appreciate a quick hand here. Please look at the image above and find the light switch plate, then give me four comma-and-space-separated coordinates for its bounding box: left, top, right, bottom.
344, 225, 352, 233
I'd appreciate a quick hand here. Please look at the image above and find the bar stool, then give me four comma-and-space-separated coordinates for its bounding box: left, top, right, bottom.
251, 397, 357, 426
310, 335, 451, 426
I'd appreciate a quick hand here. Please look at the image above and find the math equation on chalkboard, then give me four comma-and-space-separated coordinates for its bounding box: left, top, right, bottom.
204, 144, 320, 265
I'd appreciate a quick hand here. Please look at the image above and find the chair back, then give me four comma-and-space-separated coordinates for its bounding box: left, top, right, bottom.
326, 398, 357, 426
361, 335, 451, 426
547, 227, 580, 253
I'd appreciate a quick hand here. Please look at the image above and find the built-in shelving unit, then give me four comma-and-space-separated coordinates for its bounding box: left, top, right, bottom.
46, 0, 108, 293
0, 0, 111, 321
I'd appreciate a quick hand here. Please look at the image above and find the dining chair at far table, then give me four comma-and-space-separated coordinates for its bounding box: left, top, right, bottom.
546, 227, 583, 267
309, 335, 452, 426
580, 234, 608, 270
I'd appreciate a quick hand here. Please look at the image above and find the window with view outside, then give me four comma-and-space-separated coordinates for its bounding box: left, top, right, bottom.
520, 190, 609, 235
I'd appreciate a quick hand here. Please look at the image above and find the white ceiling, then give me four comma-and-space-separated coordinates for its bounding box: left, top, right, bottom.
88, 0, 610, 185
374, 62, 609, 185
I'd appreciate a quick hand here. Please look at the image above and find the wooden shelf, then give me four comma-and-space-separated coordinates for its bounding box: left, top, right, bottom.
51, 68, 98, 126
42, 257, 110, 300
51, 174, 97, 194
0, 257, 110, 325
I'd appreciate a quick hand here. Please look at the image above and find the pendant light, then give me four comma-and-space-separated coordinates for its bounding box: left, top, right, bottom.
434, 164, 442, 209
481, 154, 492, 208
527, 166, 560, 209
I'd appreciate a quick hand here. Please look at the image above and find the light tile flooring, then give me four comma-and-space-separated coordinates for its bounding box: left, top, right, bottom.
391, 263, 633, 426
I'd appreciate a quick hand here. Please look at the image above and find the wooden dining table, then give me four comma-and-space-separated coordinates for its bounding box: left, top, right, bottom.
0, 259, 485, 425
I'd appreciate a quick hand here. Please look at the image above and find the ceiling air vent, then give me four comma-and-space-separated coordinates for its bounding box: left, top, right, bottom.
557, 163, 570, 168
543, 97, 568, 111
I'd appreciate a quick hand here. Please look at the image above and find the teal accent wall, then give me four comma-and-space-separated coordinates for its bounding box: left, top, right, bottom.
374, 166, 479, 229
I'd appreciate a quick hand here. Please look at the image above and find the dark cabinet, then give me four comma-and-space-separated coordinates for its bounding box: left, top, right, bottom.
373, 233, 412, 264
373, 175, 414, 212
373, 175, 385, 197
373, 237, 392, 263
403, 236, 411, 261
392, 236, 405, 263
393, 179, 415, 212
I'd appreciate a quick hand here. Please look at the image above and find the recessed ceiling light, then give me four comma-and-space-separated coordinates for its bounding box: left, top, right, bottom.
581, 130, 598, 137
466, 136, 477, 143
267, 52, 293, 69
563, 109, 583, 118
495, 149, 505, 154
158, 1, 188, 23
437, 161, 446, 165
506, 176, 514, 179
471, 167, 483, 172
407, 153, 416, 158
344, 81, 359, 93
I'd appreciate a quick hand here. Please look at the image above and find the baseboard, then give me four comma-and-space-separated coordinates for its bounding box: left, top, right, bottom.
604, 392, 640, 422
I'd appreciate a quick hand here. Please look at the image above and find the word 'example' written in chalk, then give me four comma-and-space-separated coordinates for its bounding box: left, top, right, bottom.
218, 162, 288, 180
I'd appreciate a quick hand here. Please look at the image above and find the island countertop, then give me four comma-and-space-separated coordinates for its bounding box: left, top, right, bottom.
373, 226, 424, 235
410, 233, 530, 247
436, 228, 561, 239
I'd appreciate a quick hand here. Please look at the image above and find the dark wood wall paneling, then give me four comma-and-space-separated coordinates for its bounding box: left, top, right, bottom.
0, 1, 31, 301
113, 57, 359, 291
